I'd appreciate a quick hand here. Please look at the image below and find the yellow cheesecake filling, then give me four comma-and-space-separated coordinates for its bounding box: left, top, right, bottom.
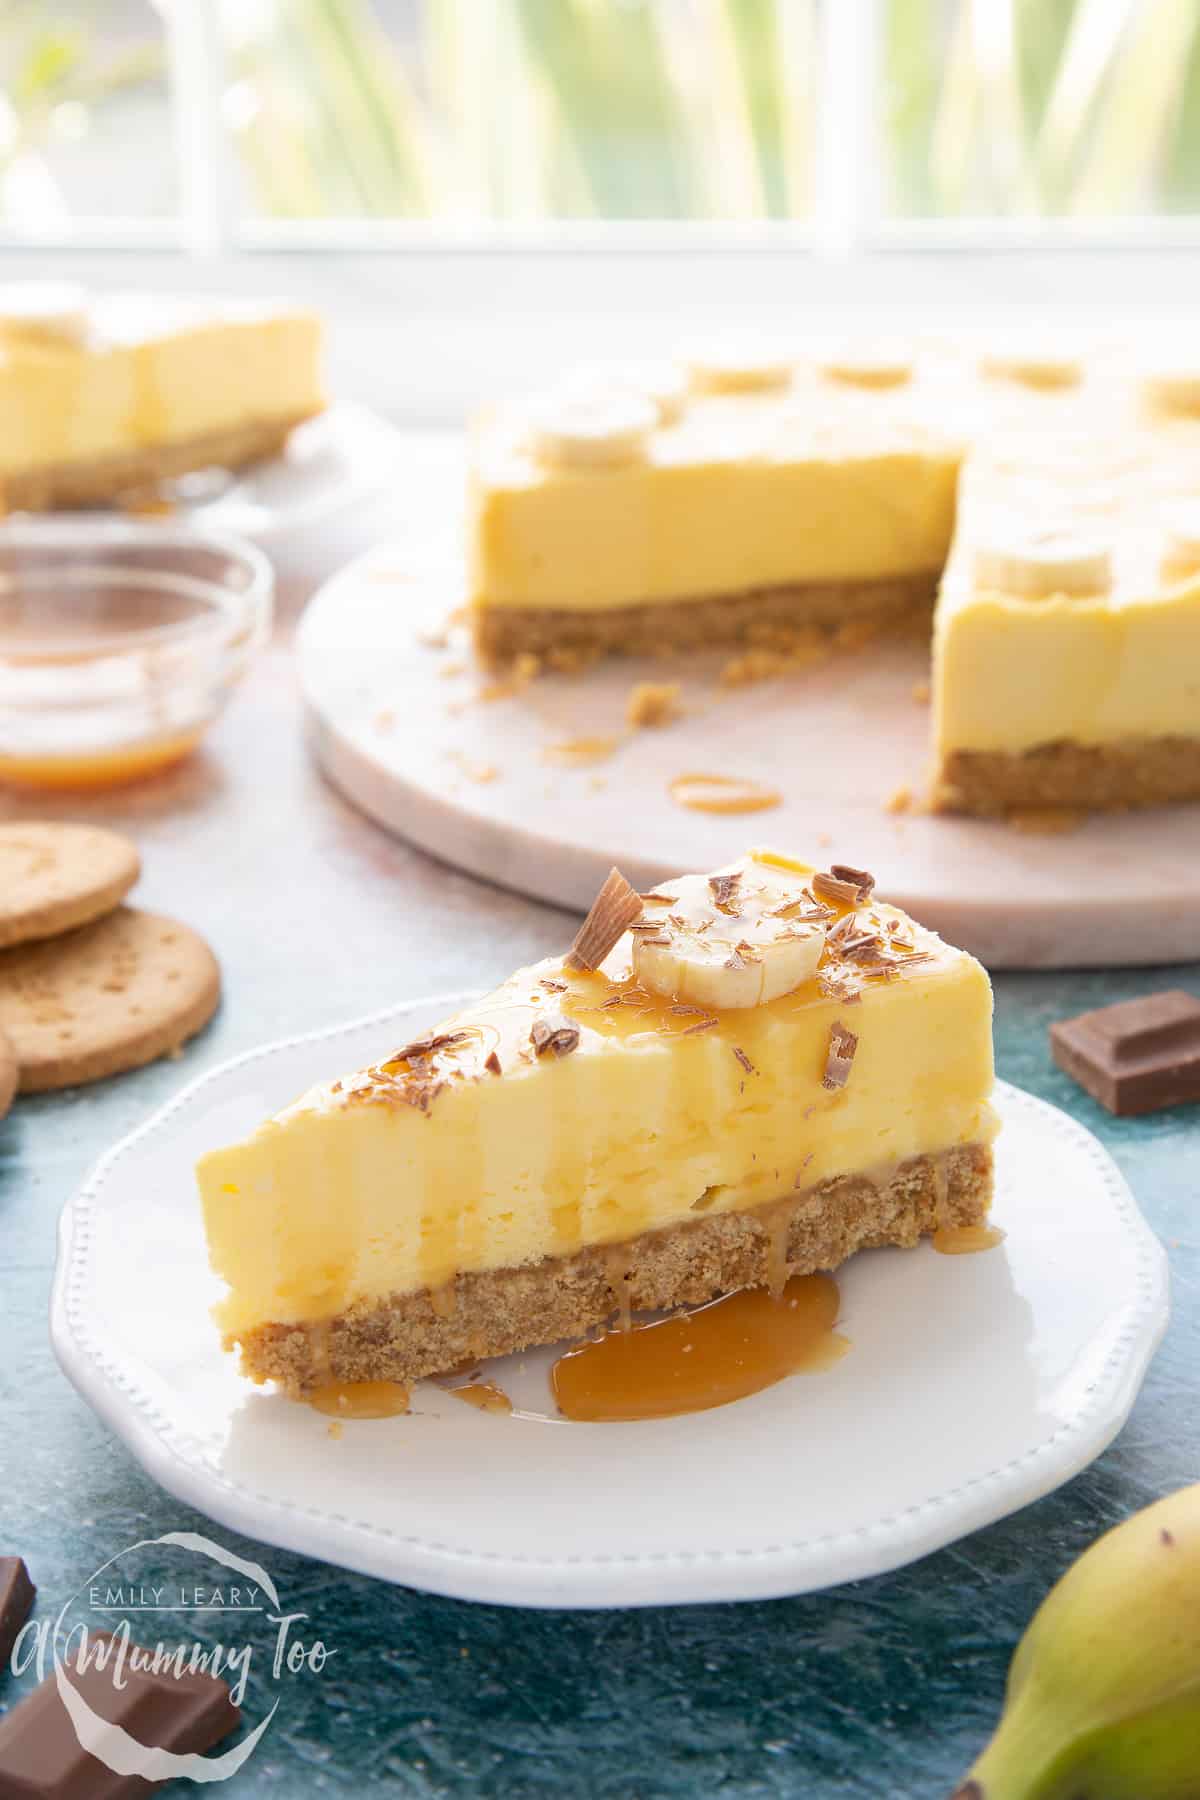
934, 432, 1200, 757
470, 386, 963, 610
0, 300, 323, 477
198, 859, 997, 1341
934, 579, 1200, 754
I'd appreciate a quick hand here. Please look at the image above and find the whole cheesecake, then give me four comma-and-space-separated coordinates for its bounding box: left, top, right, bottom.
197, 852, 998, 1397
468, 337, 1200, 814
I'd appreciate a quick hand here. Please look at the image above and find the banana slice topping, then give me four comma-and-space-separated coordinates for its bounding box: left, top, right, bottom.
1141, 359, 1200, 416
683, 338, 794, 395
564, 360, 688, 426
528, 387, 658, 470
1159, 497, 1200, 578
632, 860, 829, 1010
972, 526, 1113, 599
980, 340, 1083, 389
818, 342, 913, 388
0, 280, 90, 347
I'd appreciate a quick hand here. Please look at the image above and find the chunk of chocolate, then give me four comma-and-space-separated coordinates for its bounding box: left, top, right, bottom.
565, 867, 644, 971
0, 1557, 35, 1674
1050, 989, 1200, 1116
0, 1630, 240, 1796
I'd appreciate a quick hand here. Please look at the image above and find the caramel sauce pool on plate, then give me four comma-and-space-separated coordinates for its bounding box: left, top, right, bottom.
551, 1273, 849, 1423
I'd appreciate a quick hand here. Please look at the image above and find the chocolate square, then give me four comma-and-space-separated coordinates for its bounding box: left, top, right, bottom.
1050, 989, 1200, 1116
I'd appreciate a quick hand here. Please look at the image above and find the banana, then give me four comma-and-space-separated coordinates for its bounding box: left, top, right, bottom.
632, 856, 827, 1009
980, 341, 1083, 389
0, 280, 90, 347
528, 387, 658, 470
565, 360, 688, 426
972, 526, 1112, 599
683, 338, 794, 395
1141, 360, 1200, 416
955, 1482, 1200, 1800
1160, 499, 1200, 579
818, 342, 913, 388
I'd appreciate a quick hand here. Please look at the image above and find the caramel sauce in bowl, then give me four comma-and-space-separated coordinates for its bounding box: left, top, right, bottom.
0, 519, 272, 790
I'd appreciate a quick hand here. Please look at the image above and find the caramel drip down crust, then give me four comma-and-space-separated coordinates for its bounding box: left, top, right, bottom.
234, 1143, 993, 1396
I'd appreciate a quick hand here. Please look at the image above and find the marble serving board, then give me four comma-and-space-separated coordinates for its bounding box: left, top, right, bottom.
296, 455, 1200, 971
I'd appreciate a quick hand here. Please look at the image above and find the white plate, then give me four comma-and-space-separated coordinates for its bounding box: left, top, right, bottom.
78, 405, 405, 546
51, 993, 1169, 1609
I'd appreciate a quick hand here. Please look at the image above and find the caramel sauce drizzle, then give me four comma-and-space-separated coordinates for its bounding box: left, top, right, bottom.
308, 1380, 410, 1419
450, 1380, 513, 1415
552, 1274, 848, 1423
668, 773, 782, 814
933, 1222, 1007, 1256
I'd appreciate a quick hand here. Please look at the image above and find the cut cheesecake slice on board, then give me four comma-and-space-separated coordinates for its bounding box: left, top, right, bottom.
197, 852, 999, 1396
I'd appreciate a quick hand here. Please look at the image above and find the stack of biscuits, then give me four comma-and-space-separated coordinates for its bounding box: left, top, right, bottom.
0, 823, 220, 1116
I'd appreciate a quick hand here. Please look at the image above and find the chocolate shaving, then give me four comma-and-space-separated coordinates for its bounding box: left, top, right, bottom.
390, 1029, 471, 1063
770, 898, 831, 923
732, 1046, 756, 1075
839, 932, 884, 958
708, 871, 743, 913
812, 871, 864, 909
530, 1014, 581, 1058
670, 1004, 708, 1015
793, 1154, 814, 1186
637, 933, 671, 947
484, 1050, 502, 1075
826, 912, 858, 942
735, 939, 763, 963
684, 1016, 720, 1034
822, 1020, 858, 1090
725, 947, 748, 971
829, 863, 876, 902
565, 866, 645, 970
640, 890, 674, 904
541, 978, 567, 992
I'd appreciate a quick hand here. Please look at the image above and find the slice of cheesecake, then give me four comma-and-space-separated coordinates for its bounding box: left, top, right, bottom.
0, 283, 323, 513
197, 853, 998, 1396
932, 425, 1200, 814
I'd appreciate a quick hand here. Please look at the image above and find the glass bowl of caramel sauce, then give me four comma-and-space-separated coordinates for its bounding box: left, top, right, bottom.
0, 520, 273, 789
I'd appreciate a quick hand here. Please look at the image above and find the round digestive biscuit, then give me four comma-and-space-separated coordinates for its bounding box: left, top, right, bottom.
0, 906, 220, 1092
0, 1028, 15, 1120
0, 823, 140, 949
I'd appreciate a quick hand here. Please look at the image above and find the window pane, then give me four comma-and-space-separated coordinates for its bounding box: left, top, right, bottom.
0, 0, 173, 231
883, 0, 1200, 218
223, 0, 816, 222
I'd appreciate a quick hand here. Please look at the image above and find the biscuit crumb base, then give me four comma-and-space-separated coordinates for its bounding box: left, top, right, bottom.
935, 737, 1200, 814
473, 572, 939, 664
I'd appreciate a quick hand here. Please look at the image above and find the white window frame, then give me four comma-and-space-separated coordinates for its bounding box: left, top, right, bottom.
7, 0, 1200, 259
4, 1, 1200, 424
